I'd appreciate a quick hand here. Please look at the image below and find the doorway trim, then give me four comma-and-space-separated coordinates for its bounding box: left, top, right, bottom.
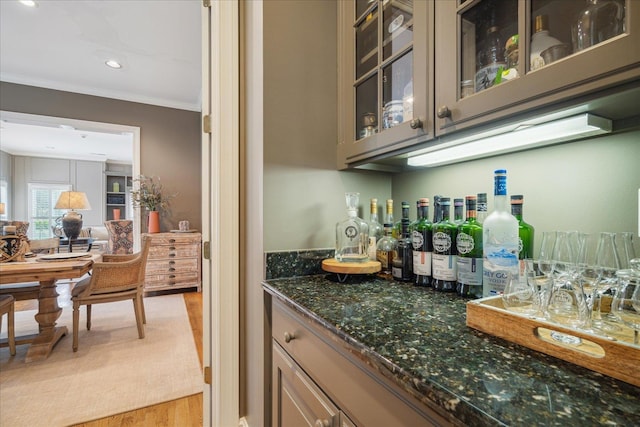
0, 110, 141, 248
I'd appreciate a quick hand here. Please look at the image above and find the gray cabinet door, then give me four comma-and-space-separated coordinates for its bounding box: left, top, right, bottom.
273, 341, 339, 427
434, 0, 640, 136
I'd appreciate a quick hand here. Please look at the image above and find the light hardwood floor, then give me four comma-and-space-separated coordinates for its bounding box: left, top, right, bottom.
15, 285, 204, 427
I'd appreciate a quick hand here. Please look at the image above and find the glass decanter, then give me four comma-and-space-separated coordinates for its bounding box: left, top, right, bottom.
335, 192, 369, 263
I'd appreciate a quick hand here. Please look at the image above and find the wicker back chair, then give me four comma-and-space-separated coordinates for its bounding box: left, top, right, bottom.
71, 235, 151, 352
0, 237, 61, 302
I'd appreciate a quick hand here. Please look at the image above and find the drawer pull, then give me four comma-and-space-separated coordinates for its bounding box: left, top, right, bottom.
169, 267, 176, 272
169, 253, 176, 257
314, 420, 329, 427
284, 332, 295, 343
169, 260, 176, 265
169, 246, 176, 250
169, 275, 176, 279
169, 239, 176, 243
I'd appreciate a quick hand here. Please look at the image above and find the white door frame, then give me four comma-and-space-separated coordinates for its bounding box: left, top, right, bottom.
202, 1, 241, 425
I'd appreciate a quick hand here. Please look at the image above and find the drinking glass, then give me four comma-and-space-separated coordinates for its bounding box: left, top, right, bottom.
576, 233, 601, 321
552, 231, 577, 280
524, 259, 552, 318
502, 262, 538, 316
611, 269, 640, 345
538, 231, 556, 280
592, 232, 622, 332
618, 232, 637, 269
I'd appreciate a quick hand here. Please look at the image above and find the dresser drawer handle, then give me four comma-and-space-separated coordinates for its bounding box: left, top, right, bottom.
169, 260, 176, 265
169, 267, 176, 272
284, 332, 295, 343
169, 246, 176, 250
169, 253, 176, 257
314, 420, 329, 427
169, 239, 176, 243
169, 275, 176, 279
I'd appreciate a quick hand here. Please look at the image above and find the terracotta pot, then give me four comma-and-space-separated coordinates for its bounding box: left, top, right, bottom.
113, 208, 121, 220
147, 211, 160, 233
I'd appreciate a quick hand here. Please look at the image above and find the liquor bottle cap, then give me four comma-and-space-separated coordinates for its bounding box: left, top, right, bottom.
494, 169, 507, 174
477, 193, 487, 202
454, 198, 463, 206
439, 197, 451, 205
510, 194, 524, 204
419, 197, 429, 206
534, 15, 549, 33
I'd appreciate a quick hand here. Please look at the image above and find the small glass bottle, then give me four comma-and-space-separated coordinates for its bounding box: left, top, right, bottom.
335, 192, 369, 263
367, 198, 384, 260
432, 197, 458, 292
510, 195, 535, 261
456, 196, 484, 298
453, 198, 464, 225
482, 170, 519, 297
476, 193, 488, 224
475, 25, 506, 93
377, 223, 398, 279
412, 198, 432, 287
393, 203, 413, 282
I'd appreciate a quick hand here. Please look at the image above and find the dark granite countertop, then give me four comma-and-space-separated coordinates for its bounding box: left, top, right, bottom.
263, 274, 640, 426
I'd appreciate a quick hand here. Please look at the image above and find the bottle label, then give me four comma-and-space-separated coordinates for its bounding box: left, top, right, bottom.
432, 253, 457, 281
483, 246, 519, 296
344, 225, 359, 240
411, 231, 424, 250
457, 257, 483, 286
368, 237, 377, 260
475, 62, 505, 92
432, 232, 452, 253
456, 232, 475, 254
494, 174, 507, 196
413, 251, 432, 276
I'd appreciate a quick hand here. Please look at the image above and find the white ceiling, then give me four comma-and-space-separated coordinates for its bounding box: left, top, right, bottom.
0, 0, 202, 163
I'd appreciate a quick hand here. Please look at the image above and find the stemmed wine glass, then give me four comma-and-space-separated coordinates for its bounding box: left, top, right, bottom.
592, 232, 622, 333
538, 231, 556, 281
576, 233, 601, 325
611, 267, 640, 345
618, 232, 637, 269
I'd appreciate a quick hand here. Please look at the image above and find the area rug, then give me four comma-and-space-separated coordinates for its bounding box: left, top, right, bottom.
0, 294, 203, 427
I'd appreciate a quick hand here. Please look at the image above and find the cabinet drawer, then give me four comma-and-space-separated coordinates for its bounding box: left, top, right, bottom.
147, 235, 200, 245
149, 245, 200, 259
272, 300, 452, 426
145, 271, 200, 286
146, 258, 198, 274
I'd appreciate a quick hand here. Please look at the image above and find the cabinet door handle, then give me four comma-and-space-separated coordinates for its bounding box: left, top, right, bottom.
410, 118, 423, 129
314, 420, 329, 427
283, 332, 295, 343
437, 105, 451, 119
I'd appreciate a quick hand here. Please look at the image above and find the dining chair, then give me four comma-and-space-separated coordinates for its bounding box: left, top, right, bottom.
104, 220, 134, 254
0, 237, 61, 302
0, 295, 17, 356
71, 235, 150, 352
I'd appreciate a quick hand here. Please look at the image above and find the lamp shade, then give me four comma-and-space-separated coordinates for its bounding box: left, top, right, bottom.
55, 191, 92, 211
55, 192, 91, 239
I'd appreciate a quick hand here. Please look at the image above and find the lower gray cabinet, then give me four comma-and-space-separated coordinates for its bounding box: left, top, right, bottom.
269, 298, 452, 427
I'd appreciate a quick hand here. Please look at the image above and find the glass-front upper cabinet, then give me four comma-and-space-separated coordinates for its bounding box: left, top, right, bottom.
338, 0, 434, 169
435, 0, 640, 136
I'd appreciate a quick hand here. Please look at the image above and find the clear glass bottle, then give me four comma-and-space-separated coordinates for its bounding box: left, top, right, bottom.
482, 170, 519, 297
475, 25, 506, 93
393, 211, 413, 283
368, 198, 384, 260
572, 0, 626, 53
335, 192, 369, 263
412, 198, 432, 287
377, 223, 398, 279
530, 14, 565, 70
432, 197, 458, 292
456, 196, 484, 298
510, 195, 535, 262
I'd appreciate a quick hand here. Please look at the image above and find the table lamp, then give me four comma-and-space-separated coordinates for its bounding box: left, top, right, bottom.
55, 191, 91, 239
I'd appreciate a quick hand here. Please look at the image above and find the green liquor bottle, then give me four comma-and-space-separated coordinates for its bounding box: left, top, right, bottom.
412, 198, 432, 287
453, 198, 464, 225
432, 197, 457, 292
510, 195, 535, 260
456, 196, 483, 298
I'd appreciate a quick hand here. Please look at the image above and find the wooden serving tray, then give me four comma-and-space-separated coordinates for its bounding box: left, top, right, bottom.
321, 258, 381, 274
466, 296, 640, 387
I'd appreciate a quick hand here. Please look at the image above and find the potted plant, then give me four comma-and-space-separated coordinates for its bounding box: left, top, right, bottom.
131, 175, 176, 233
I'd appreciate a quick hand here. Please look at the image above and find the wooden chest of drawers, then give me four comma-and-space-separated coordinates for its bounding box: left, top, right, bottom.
143, 232, 202, 293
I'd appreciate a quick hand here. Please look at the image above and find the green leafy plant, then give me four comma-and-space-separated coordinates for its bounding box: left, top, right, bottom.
131, 175, 176, 212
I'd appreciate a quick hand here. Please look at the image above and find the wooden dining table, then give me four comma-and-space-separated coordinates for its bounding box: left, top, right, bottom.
0, 253, 100, 362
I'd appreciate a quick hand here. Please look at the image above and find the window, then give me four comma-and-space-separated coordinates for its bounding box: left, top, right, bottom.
28, 183, 71, 239
0, 179, 7, 221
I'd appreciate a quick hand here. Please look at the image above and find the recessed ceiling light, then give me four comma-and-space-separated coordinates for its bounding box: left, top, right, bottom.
105, 59, 122, 69
19, 0, 38, 7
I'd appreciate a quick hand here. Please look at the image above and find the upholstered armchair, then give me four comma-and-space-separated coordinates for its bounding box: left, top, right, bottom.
71, 235, 151, 352
103, 220, 134, 254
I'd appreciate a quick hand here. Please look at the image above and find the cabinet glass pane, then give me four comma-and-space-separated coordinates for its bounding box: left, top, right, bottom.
530, 0, 626, 71
356, 9, 379, 79
382, 0, 413, 60
460, 0, 518, 97
356, 0, 373, 19
382, 51, 412, 129
355, 74, 378, 140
